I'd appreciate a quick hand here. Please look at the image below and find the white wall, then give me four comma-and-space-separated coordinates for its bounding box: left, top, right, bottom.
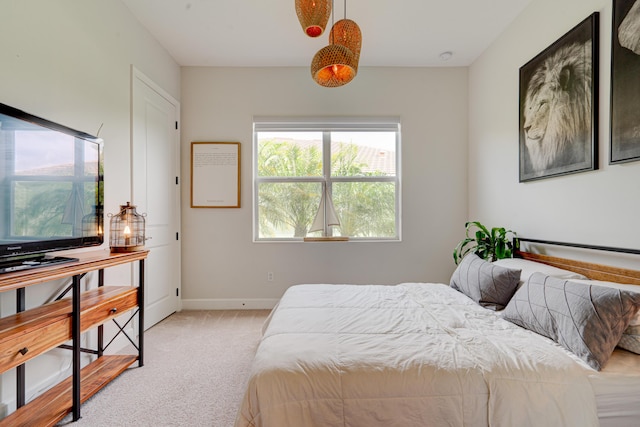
0, 1, 180, 294
469, 0, 640, 260
1, 0, 180, 213
0, 0, 180, 413
180, 66, 468, 308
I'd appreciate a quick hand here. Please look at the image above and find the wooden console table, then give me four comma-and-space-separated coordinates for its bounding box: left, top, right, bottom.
0, 249, 147, 426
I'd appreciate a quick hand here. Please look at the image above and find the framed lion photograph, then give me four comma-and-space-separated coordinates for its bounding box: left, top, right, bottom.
610, 0, 640, 164
518, 13, 599, 182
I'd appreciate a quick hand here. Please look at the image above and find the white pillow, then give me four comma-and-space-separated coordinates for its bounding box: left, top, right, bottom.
492, 258, 588, 284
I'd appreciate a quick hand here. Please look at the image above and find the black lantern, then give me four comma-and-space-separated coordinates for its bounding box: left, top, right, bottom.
108, 202, 146, 253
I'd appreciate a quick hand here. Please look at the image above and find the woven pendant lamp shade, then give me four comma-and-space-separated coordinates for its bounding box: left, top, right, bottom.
295, 0, 332, 37
330, 19, 361, 72
311, 44, 357, 87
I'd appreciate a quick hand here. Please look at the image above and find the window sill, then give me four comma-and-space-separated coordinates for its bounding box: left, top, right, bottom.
303, 236, 350, 242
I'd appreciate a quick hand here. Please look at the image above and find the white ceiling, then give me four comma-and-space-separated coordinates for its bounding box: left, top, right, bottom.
121, 0, 532, 67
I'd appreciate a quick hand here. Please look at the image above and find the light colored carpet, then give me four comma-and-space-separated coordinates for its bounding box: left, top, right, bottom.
57, 310, 270, 427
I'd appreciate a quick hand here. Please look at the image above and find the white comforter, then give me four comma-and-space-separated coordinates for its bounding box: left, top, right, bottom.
235, 283, 599, 427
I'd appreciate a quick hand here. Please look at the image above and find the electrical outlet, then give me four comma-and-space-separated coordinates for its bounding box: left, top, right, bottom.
267, 272, 274, 282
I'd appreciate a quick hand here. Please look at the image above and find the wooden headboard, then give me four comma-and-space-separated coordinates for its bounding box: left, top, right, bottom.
515, 238, 640, 286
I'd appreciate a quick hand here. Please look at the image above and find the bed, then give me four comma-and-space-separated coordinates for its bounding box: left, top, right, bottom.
235, 239, 640, 427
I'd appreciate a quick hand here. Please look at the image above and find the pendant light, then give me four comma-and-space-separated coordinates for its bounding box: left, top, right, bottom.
329, 18, 361, 73
310, 0, 360, 87
311, 44, 356, 87
295, 0, 332, 38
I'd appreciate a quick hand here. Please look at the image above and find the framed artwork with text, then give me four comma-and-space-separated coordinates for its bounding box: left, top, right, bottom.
191, 142, 241, 208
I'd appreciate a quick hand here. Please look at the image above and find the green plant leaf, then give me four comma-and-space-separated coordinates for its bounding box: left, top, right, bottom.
467, 221, 489, 237
453, 237, 477, 264
453, 221, 517, 264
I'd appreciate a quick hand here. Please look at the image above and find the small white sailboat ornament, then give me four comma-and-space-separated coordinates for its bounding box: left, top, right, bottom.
303, 185, 349, 242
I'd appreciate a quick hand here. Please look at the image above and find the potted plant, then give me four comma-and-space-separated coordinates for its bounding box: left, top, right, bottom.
453, 221, 517, 265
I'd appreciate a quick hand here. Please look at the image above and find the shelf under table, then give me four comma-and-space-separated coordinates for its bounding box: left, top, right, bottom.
0, 354, 138, 427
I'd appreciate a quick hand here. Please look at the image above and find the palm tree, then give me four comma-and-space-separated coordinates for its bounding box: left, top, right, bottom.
257, 140, 395, 238
258, 141, 322, 237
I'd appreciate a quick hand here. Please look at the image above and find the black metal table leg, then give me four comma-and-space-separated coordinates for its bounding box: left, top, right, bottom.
98, 269, 104, 357
138, 259, 144, 367
72, 275, 81, 421
16, 287, 25, 408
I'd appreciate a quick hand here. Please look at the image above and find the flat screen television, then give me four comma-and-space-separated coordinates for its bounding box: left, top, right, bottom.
0, 102, 104, 273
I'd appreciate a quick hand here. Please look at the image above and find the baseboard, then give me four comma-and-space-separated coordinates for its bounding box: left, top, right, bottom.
180, 298, 278, 310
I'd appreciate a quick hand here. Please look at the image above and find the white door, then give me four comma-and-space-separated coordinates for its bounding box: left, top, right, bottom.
131, 67, 181, 329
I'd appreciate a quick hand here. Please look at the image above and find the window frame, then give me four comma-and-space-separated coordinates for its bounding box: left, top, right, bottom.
253, 116, 402, 242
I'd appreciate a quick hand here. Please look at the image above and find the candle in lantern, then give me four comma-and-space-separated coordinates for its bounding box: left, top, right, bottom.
123, 225, 131, 246
109, 202, 146, 253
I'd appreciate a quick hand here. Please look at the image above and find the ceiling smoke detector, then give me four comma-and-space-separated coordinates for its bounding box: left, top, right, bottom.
439, 51, 453, 61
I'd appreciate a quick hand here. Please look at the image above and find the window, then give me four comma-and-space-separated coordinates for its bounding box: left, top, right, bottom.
253, 117, 401, 241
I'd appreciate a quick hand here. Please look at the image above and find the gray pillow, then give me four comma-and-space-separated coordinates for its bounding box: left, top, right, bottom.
450, 254, 521, 310
502, 272, 640, 370
618, 325, 640, 354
